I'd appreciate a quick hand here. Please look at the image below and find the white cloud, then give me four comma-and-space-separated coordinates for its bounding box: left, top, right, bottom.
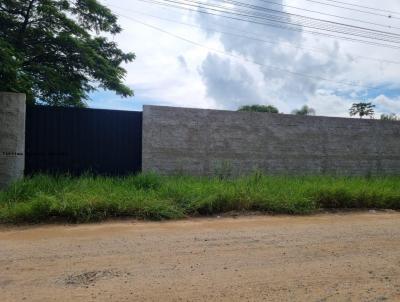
91, 0, 400, 117
374, 95, 400, 113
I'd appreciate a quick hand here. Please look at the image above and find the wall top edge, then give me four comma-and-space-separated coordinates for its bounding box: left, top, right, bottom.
0, 92, 26, 96
142, 105, 399, 124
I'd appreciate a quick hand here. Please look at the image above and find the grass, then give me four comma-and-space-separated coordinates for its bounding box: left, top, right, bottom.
0, 173, 399, 223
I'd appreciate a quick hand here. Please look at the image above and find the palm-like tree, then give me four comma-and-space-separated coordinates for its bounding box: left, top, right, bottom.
349, 103, 375, 119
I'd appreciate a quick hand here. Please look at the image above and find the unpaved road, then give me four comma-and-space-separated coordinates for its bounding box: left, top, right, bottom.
1, 212, 400, 302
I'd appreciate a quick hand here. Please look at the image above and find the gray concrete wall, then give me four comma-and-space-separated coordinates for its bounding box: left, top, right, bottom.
142, 105, 400, 176
0, 92, 26, 189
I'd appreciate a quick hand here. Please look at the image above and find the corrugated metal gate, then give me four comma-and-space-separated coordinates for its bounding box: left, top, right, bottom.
25, 106, 142, 175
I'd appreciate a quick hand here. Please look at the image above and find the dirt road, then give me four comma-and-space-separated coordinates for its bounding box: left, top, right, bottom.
1, 212, 400, 302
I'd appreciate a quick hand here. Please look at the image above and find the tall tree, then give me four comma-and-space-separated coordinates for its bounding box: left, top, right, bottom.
0, 0, 135, 106
349, 102, 375, 119
238, 104, 279, 113
292, 105, 316, 116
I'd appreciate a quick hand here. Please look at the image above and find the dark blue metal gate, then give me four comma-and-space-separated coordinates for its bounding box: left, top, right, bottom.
25, 106, 142, 175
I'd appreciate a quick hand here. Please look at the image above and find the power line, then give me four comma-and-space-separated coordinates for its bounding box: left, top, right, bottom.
144, 0, 400, 43
134, 0, 400, 48
255, 0, 400, 31
158, 0, 400, 42
110, 4, 400, 65
211, 0, 400, 41
317, 0, 400, 16
142, 0, 400, 48
115, 12, 376, 92
300, 0, 400, 20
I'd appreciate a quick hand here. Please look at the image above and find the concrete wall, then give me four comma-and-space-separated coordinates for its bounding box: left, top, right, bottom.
142, 105, 400, 176
0, 92, 26, 189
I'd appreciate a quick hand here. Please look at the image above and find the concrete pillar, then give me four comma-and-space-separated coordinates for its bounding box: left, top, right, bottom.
0, 92, 26, 189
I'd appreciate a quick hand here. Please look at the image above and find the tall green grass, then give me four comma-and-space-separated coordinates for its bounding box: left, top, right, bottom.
0, 173, 399, 223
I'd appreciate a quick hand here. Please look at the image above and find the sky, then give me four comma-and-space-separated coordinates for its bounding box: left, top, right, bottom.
88, 0, 400, 117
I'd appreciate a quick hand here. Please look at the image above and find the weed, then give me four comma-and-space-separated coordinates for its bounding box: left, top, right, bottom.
0, 173, 399, 223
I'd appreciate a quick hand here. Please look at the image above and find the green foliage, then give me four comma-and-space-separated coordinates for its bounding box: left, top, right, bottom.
0, 0, 135, 106
291, 105, 316, 116
238, 104, 279, 113
349, 102, 375, 118
381, 113, 399, 121
0, 173, 399, 223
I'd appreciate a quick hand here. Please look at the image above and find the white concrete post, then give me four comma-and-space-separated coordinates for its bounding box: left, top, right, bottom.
0, 92, 26, 189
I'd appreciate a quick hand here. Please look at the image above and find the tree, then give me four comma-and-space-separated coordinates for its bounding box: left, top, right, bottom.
381, 113, 399, 121
0, 0, 135, 106
238, 104, 279, 113
349, 102, 375, 119
291, 105, 316, 116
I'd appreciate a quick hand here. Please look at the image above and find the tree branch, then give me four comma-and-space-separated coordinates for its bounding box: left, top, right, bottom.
17, 0, 36, 47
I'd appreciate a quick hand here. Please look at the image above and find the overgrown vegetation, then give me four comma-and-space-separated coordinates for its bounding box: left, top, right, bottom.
381, 113, 399, 121
238, 104, 279, 113
0, 173, 399, 223
291, 105, 316, 116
